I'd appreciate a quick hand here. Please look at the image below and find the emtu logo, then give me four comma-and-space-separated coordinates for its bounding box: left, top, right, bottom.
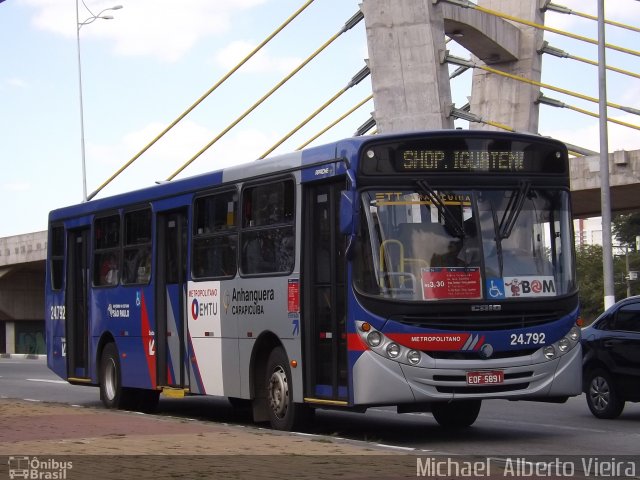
191, 298, 199, 320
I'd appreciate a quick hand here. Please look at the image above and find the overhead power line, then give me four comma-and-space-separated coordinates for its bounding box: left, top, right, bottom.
439, 0, 640, 58
87, 0, 317, 200
296, 94, 373, 150
540, 42, 640, 81
545, 2, 640, 34
537, 94, 640, 132
259, 65, 370, 158
166, 10, 365, 180
448, 105, 515, 132
444, 53, 640, 117
449, 105, 597, 157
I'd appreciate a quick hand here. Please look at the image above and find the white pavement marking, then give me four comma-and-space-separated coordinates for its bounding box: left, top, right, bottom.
375, 444, 416, 451
26, 378, 68, 384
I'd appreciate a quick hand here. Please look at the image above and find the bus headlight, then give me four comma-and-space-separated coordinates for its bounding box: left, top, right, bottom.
568, 326, 580, 342
541, 324, 581, 361
386, 343, 400, 359
407, 350, 421, 365
355, 321, 426, 366
367, 331, 382, 348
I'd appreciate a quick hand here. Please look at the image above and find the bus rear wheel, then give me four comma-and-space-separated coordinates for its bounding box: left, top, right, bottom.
99, 343, 138, 410
265, 346, 311, 431
432, 400, 481, 428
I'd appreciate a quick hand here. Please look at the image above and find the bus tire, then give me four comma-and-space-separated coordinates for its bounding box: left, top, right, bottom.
99, 343, 135, 410
586, 368, 624, 419
432, 400, 481, 428
265, 346, 310, 431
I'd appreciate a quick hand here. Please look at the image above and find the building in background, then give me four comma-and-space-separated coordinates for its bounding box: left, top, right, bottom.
575, 217, 603, 247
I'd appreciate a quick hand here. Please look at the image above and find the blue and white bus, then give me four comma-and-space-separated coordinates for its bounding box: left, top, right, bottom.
46, 130, 581, 430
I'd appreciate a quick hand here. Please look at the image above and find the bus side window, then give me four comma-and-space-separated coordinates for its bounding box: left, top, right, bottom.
50, 225, 65, 290
192, 190, 238, 279
122, 209, 152, 285
94, 214, 121, 287
241, 180, 295, 275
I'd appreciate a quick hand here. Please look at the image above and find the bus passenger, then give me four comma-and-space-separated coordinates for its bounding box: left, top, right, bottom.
100, 253, 118, 285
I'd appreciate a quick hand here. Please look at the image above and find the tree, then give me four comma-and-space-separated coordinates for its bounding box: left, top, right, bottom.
612, 211, 640, 249
576, 244, 605, 323
576, 244, 640, 324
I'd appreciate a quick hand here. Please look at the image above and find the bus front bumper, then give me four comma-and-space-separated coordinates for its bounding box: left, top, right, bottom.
351, 344, 582, 405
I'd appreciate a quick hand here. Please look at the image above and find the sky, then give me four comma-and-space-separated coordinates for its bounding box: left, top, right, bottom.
0, 0, 639, 237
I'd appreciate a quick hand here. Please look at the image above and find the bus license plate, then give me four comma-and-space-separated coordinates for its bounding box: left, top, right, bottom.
466, 370, 504, 385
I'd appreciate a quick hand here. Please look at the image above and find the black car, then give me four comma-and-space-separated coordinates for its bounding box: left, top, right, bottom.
582, 295, 640, 418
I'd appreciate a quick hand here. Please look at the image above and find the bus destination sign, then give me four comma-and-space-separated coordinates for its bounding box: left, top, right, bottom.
359, 137, 568, 176
399, 149, 525, 173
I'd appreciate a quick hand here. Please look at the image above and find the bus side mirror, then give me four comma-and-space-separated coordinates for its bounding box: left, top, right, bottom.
339, 190, 355, 235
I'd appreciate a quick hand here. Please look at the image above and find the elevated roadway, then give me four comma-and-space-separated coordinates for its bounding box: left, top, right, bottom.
571, 149, 640, 218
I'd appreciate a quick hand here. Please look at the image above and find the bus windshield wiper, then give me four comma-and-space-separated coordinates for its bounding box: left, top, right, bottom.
498, 181, 531, 240
490, 201, 504, 276
416, 180, 465, 238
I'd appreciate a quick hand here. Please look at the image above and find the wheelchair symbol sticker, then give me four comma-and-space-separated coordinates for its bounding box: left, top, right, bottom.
486, 279, 505, 299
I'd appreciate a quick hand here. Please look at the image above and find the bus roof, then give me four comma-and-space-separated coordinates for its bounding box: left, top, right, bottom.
48, 130, 563, 223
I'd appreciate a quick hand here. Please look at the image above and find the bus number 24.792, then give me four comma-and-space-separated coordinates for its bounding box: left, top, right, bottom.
50, 305, 66, 321
510, 332, 545, 345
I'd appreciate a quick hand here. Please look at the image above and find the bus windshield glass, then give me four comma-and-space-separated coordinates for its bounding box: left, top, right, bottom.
354, 188, 574, 302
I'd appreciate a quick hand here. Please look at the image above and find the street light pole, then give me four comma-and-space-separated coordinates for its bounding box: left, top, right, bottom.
75, 0, 122, 202
597, 0, 615, 309
76, 0, 87, 202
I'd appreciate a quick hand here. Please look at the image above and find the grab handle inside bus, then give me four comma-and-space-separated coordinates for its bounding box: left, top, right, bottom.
339, 190, 354, 235
340, 189, 357, 260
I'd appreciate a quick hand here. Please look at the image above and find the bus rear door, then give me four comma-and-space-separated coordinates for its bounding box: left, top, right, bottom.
155, 210, 189, 391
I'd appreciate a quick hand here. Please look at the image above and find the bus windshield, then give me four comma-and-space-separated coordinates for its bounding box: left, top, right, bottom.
354, 187, 575, 301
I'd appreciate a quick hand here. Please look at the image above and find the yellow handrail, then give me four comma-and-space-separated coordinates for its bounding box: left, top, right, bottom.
379, 239, 404, 287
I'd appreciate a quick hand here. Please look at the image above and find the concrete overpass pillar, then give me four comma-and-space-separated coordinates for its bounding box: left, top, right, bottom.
469, 0, 545, 133
6, 322, 15, 354
362, 0, 454, 132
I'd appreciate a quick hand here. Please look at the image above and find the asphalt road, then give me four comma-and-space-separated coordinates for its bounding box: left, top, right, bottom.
2, 357, 640, 457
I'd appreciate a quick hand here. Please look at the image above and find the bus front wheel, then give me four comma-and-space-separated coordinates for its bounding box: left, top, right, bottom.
100, 343, 124, 409
432, 400, 481, 428
265, 346, 311, 431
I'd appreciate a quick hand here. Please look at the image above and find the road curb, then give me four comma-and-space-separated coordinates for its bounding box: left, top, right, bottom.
0, 354, 45, 360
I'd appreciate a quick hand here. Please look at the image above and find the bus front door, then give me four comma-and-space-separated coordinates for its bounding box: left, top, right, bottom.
155, 210, 189, 391
304, 181, 348, 403
66, 228, 90, 379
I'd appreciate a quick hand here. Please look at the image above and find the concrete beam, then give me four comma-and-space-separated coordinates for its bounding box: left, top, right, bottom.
469, 0, 545, 133
571, 149, 640, 218
362, 0, 454, 132
441, 3, 520, 64
0, 231, 47, 267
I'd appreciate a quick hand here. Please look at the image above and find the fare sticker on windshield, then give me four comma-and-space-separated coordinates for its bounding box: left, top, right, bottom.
422, 267, 482, 300
503, 276, 557, 298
